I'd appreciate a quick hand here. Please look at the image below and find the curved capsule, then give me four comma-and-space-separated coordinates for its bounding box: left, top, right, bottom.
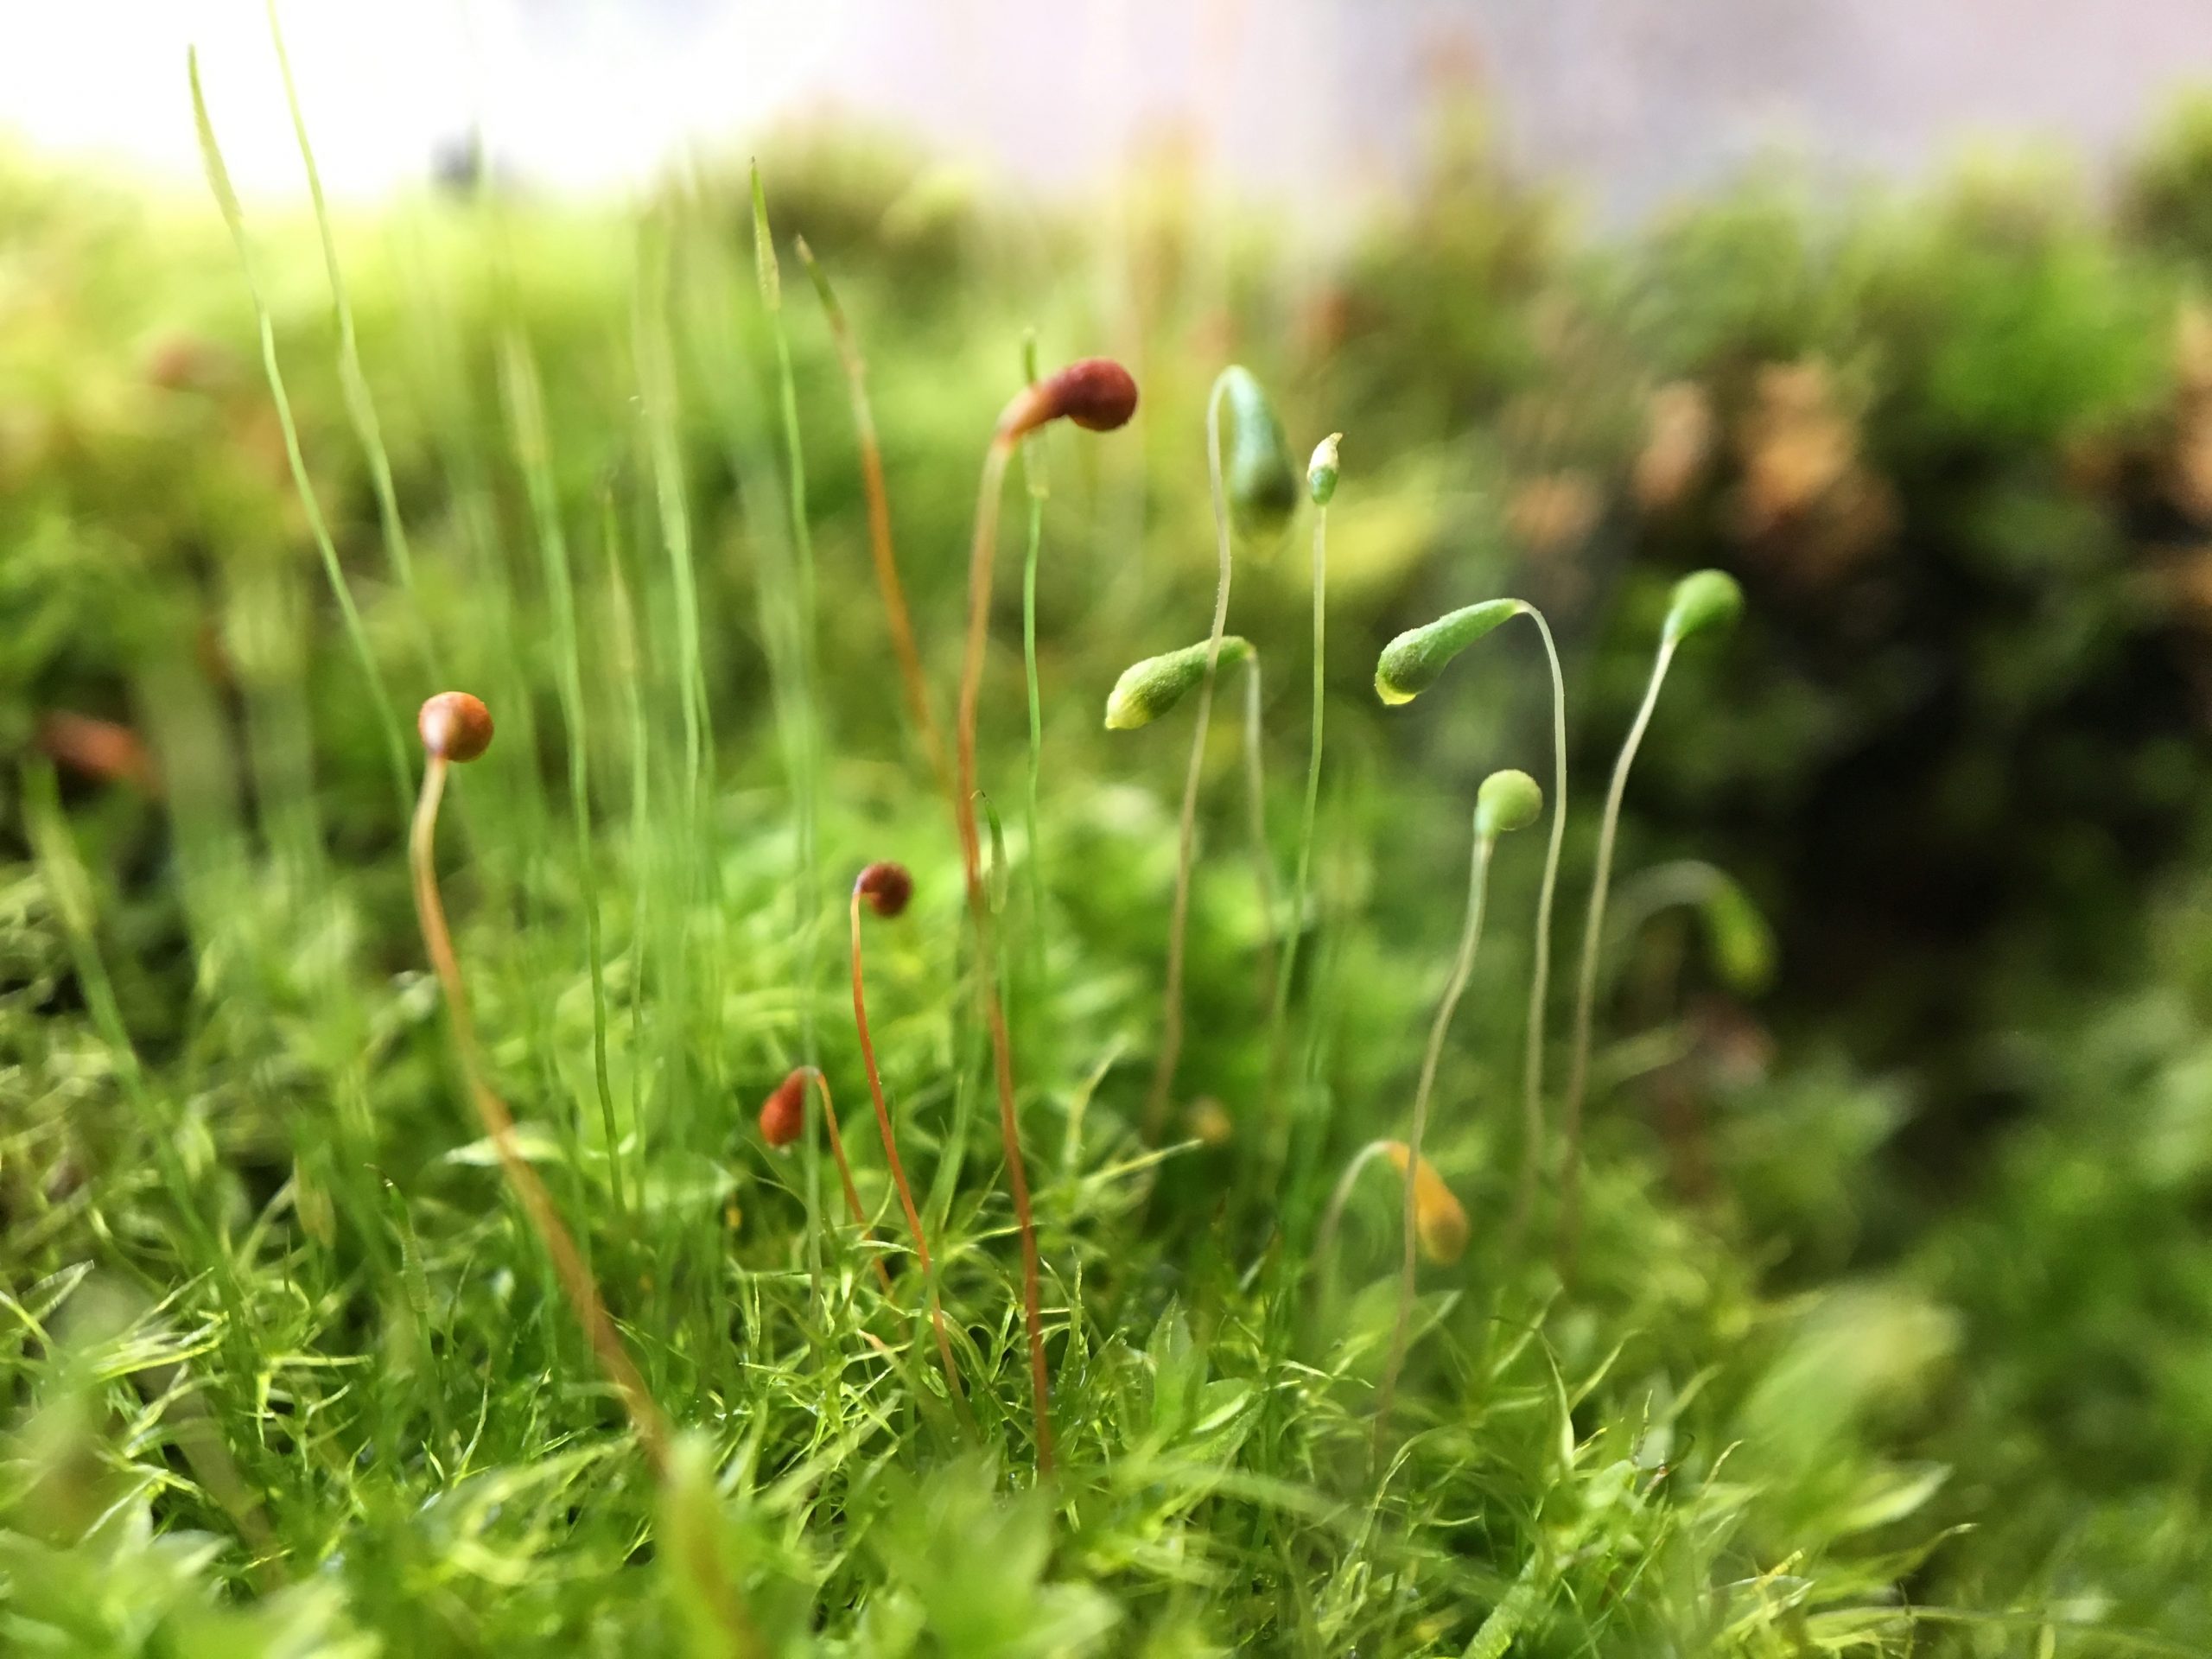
1374, 599, 1524, 705
1382, 1141, 1469, 1265
1105, 636, 1255, 730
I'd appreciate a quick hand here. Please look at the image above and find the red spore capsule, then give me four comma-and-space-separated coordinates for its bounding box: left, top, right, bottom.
855, 861, 913, 919
758, 1068, 807, 1148
418, 692, 494, 764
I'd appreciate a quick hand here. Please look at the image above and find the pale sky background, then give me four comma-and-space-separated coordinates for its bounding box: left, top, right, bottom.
6, 2, 2212, 216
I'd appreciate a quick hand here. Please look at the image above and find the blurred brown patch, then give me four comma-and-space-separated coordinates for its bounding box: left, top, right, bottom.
1507, 468, 1601, 558
35, 711, 157, 795
1734, 360, 1895, 585
2151, 542, 2212, 631
2169, 301, 2212, 523
1633, 381, 1715, 513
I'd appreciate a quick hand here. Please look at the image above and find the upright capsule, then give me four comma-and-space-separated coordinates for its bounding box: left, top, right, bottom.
418, 692, 494, 763
1474, 769, 1544, 840
1307, 433, 1343, 506
1218, 366, 1299, 544
1662, 569, 1745, 646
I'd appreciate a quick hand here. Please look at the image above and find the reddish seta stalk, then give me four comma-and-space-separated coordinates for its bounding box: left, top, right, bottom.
759, 1065, 889, 1289
849, 861, 969, 1417
409, 692, 672, 1476
794, 237, 953, 807
954, 358, 1139, 1475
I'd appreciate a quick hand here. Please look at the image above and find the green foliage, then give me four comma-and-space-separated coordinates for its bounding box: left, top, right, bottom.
5, 84, 2212, 1653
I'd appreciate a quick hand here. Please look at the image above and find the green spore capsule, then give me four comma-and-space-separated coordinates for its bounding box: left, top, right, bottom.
1374, 599, 1524, 705
1700, 871, 1775, 994
1662, 569, 1744, 645
1105, 636, 1255, 730
1308, 433, 1343, 506
1220, 366, 1299, 543
1474, 768, 1543, 839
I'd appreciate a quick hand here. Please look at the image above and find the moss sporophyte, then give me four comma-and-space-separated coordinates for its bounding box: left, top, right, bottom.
1143, 366, 1297, 1139
957, 355, 1139, 1475
410, 693, 671, 1474
1559, 569, 1743, 1270
1370, 766, 1541, 1452
850, 861, 970, 1420
1376, 598, 1568, 1240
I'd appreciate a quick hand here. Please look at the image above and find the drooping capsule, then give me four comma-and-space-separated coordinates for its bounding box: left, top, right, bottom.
1382, 1141, 1470, 1265
1373, 600, 1524, 706
1103, 636, 1255, 730
855, 861, 913, 919
998, 357, 1140, 442
758, 1069, 807, 1149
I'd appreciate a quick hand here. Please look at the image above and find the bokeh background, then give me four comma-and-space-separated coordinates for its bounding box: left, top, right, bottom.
10, 1, 2212, 1649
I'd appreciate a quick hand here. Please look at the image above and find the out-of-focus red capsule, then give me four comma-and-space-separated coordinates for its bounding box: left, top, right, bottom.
759, 1068, 807, 1148
997, 357, 1139, 442
855, 861, 913, 918
418, 692, 494, 764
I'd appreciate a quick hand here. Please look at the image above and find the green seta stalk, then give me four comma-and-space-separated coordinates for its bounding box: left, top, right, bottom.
1372, 767, 1541, 1453
1106, 635, 1275, 1015
1142, 365, 1297, 1138
1374, 595, 1567, 1243
793, 236, 951, 805
1018, 332, 1050, 984
1557, 569, 1743, 1271
1265, 436, 1342, 1114
750, 166, 825, 1108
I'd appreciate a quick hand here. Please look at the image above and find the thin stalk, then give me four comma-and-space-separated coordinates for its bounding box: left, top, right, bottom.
1020, 430, 1048, 982
794, 237, 950, 802
1374, 829, 1496, 1451
266, 1, 423, 632
633, 246, 711, 837
504, 340, 624, 1222
955, 435, 1053, 1473
849, 887, 971, 1419
606, 512, 653, 1180
1312, 1137, 1394, 1293
798, 1068, 890, 1291
410, 753, 671, 1475
189, 53, 410, 824
1241, 656, 1278, 1009
1268, 499, 1329, 1071
1559, 637, 1678, 1268
1510, 612, 1569, 1243
753, 175, 824, 1079
1142, 372, 1236, 1137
